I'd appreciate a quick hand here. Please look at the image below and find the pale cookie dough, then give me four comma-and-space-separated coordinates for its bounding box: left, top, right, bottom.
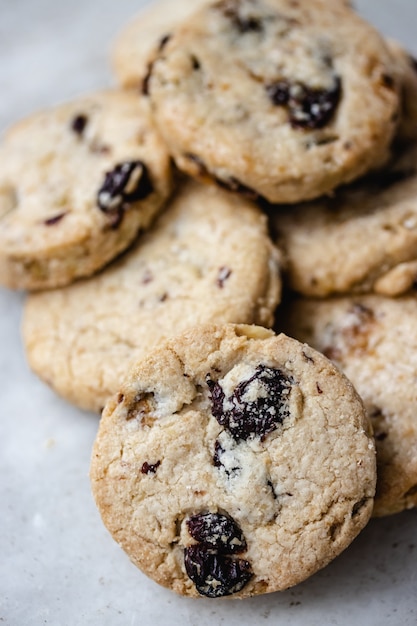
147, 0, 400, 203
280, 295, 417, 517
112, 0, 210, 90
0, 90, 172, 290
90, 323, 376, 598
22, 181, 281, 412
273, 141, 417, 297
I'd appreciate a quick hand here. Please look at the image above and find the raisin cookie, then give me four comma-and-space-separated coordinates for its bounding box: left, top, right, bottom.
22, 181, 281, 412
90, 323, 376, 598
0, 90, 172, 290
147, 0, 400, 203
280, 295, 417, 517
112, 0, 210, 90
273, 141, 417, 297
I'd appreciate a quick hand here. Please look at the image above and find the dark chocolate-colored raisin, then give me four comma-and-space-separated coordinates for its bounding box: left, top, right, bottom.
215, 176, 259, 200
184, 545, 253, 598
159, 33, 171, 51
97, 161, 153, 226
266, 77, 341, 129
207, 365, 293, 442
187, 512, 246, 553
190, 55, 201, 70
141, 460, 161, 474
71, 114, 88, 136
221, 1, 263, 33
142, 61, 155, 96
44, 212, 67, 226
217, 266, 232, 288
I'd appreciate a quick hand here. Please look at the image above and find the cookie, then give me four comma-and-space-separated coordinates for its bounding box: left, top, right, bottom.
147, 0, 400, 204
22, 180, 282, 412
112, 0, 210, 90
279, 295, 417, 517
90, 323, 376, 598
0, 90, 172, 290
389, 40, 417, 142
273, 140, 417, 297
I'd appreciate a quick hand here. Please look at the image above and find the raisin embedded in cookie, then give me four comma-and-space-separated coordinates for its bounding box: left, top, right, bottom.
0, 91, 172, 290
147, 0, 400, 203
22, 180, 282, 412
90, 323, 376, 598
279, 295, 417, 517
272, 140, 417, 297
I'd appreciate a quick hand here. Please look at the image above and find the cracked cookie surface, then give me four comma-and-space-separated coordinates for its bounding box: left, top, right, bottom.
0, 90, 172, 290
22, 180, 281, 412
280, 295, 417, 517
273, 141, 417, 297
90, 323, 376, 598
147, 0, 399, 203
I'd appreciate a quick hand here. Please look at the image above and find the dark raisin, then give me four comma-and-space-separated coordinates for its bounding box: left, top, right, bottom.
215, 176, 259, 199
142, 61, 155, 96
381, 74, 395, 90
207, 366, 293, 442
217, 266, 231, 288
159, 33, 171, 51
190, 55, 201, 70
97, 161, 153, 226
221, 1, 263, 33
266, 77, 342, 129
184, 545, 252, 598
43, 212, 67, 226
71, 114, 88, 136
141, 460, 161, 474
375, 431, 388, 441
187, 512, 246, 553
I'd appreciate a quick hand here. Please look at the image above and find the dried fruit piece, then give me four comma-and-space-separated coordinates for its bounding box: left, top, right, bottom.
207, 365, 293, 441
184, 545, 253, 598
187, 512, 246, 553
266, 77, 342, 129
70, 113, 88, 136
97, 161, 153, 226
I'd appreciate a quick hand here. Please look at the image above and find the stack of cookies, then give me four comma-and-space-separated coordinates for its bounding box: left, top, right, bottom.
2, 0, 417, 601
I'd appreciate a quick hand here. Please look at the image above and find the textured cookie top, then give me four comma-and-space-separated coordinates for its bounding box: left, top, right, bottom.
112, 0, 209, 89
273, 141, 417, 297
91, 323, 376, 599
23, 181, 281, 412
280, 295, 417, 517
0, 91, 172, 290
147, 0, 399, 203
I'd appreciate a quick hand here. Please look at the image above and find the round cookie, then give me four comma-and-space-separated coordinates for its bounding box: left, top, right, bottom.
279, 295, 417, 517
22, 180, 282, 412
0, 90, 172, 290
147, 0, 400, 204
273, 140, 417, 297
112, 0, 210, 90
90, 323, 376, 598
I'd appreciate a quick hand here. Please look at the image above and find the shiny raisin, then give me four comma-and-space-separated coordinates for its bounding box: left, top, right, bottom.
207, 365, 293, 441
187, 512, 246, 554
184, 545, 253, 598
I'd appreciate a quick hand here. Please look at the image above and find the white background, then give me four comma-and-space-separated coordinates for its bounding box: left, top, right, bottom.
1, 1, 416, 624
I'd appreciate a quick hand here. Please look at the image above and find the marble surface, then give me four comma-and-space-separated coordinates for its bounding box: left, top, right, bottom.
1, 1, 417, 624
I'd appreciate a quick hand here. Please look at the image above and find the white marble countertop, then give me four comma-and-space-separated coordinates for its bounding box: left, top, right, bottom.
1, 1, 416, 624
